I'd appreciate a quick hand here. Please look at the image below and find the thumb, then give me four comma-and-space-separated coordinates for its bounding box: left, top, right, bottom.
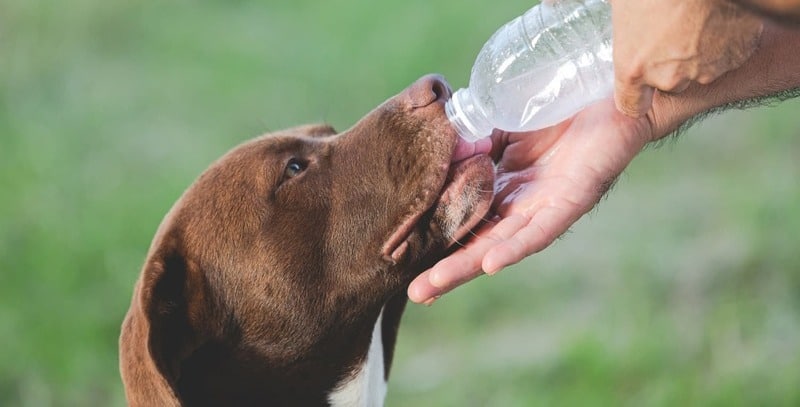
614, 76, 654, 118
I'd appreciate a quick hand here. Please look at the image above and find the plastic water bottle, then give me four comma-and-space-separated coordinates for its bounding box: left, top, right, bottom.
446, 0, 613, 142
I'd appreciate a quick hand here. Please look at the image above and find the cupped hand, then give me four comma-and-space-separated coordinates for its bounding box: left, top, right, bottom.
408, 99, 653, 304
612, 0, 763, 117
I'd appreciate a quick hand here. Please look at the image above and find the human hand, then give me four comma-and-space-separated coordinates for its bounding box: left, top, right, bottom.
408, 99, 653, 304
408, 20, 800, 305
612, 0, 763, 117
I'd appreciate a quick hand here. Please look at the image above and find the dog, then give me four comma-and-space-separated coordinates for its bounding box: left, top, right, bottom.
119, 75, 495, 406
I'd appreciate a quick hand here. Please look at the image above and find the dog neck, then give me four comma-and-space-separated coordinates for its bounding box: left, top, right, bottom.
121, 260, 410, 407
327, 307, 387, 406
157, 293, 409, 406
325, 291, 408, 406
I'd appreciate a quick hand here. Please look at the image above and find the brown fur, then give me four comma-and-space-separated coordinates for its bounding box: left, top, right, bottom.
119, 75, 494, 406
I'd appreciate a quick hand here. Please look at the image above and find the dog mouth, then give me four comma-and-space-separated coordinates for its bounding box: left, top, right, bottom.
431, 150, 494, 245
381, 135, 495, 265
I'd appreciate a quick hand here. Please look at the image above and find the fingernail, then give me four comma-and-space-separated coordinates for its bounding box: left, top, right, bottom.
428, 271, 446, 288
483, 262, 503, 275
423, 295, 441, 306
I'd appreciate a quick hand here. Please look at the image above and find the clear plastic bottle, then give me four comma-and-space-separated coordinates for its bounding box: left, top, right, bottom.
446, 0, 613, 142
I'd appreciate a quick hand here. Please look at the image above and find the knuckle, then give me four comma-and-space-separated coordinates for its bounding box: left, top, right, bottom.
617, 64, 645, 85
655, 73, 687, 92
695, 73, 718, 85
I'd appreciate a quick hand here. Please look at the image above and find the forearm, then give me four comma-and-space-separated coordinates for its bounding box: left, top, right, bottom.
731, 0, 800, 22
648, 21, 800, 139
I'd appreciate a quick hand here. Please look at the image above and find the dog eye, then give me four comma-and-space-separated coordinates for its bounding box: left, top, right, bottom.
283, 158, 307, 180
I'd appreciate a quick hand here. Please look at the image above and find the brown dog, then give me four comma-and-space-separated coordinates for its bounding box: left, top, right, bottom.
119, 75, 495, 406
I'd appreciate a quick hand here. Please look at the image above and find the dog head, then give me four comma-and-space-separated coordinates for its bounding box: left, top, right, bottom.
120, 75, 494, 405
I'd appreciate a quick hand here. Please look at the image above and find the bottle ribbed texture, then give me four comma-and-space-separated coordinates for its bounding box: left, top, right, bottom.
446, 0, 612, 141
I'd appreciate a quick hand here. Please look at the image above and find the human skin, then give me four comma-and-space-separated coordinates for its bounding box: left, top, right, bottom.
408, 21, 800, 304
732, 0, 800, 22
612, 0, 764, 118
613, 0, 800, 118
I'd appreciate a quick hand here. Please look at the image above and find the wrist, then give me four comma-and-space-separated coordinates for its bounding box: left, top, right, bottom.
729, 0, 800, 23
645, 21, 800, 141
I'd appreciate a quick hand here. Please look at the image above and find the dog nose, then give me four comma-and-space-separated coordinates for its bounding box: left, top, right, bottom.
404, 74, 452, 108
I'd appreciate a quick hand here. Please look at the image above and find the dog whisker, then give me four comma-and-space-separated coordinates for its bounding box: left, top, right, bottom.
451, 238, 467, 248
478, 215, 498, 224
446, 214, 501, 248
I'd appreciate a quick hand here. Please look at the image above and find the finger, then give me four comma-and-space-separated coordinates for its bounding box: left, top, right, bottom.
665, 78, 691, 94
484, 205, 577, 274
614, 77, 654, 118
406, 223, 493, 303
407, 256, 481, 304
650, 72, 692, 94
407, 214, 529, 303
407, 269, 442, 304
430, 213, 530, 284
663, 81, 691, 94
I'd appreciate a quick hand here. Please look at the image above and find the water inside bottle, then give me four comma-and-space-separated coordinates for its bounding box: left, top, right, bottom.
470, 0, 613, 132
487, 40, 613, 131
448, 0, 614, 139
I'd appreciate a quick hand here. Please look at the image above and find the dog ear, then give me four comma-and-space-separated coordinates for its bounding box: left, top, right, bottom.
120, 235, 209, 406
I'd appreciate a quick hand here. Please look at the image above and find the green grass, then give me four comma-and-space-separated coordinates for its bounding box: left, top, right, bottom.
2, 0, 799, 405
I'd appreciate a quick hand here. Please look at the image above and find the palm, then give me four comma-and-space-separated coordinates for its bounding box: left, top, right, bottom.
408, 98, 652, 303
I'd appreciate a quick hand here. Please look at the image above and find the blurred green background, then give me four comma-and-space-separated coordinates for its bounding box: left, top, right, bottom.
2, 0, 799, 405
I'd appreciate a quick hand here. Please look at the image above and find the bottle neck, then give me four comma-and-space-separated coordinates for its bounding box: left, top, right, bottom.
445, 88, 494, 142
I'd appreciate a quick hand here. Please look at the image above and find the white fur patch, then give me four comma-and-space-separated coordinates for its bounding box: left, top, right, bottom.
328, 307, 387, 407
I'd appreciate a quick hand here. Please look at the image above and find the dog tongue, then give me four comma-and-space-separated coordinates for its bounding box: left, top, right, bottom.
451, 135, 492, 163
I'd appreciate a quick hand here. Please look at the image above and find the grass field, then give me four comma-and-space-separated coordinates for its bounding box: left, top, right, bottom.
2, 0, 799, 405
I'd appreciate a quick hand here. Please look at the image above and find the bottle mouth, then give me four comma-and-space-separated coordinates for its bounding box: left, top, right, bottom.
445, 88, 492, 142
